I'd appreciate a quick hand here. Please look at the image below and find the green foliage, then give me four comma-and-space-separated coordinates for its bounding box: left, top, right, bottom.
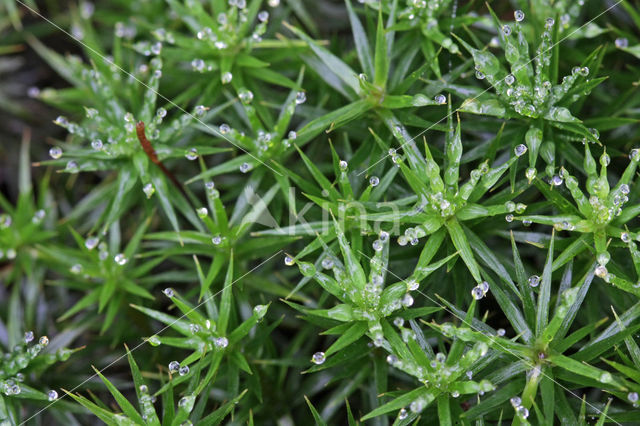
2, 0, 640, 424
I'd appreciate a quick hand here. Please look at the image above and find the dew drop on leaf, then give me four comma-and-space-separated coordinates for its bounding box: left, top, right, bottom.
49, 147, 62, 159
311, 352, 325, 364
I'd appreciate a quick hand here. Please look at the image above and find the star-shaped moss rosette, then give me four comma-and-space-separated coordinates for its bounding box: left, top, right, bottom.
34, 43, 228, 234
163, 0, 296, 87
36, 219, 159, 334
369, 112, 527, 284
284, 6, 448, 147
130, 275, 270, 399
514, 144, 640, 289
454, 7, 604, 168
283, 218, 454, 356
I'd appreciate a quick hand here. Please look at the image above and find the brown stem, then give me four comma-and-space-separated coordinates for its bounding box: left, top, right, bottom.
136, 121, 190, 202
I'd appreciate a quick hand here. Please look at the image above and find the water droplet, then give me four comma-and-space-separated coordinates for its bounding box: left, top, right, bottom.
516, 406, 529, 419
32, 209, 45, 224
372, 239, 383, 251
114, 253, 127, 265
475, 70, 485, 80
65, 161, 79, 173
28, 86, 41, 98
505, 214, 514, 222
143, 183, 155, 198
71, 264, 83, 274
545, 17, 555, 29
510, 396, 522, 407
24, 331, 34, 343
163, 287, 175, 298
321, 257, 334, 269
295, 91, 306, 104
197, 207, 208, 218
514, 144, 527, 157
194, 105, 207, 117
54, 116, 68, 126
339, 160, 348, 172
514, 10, 525, 21
311, 352, 326, 364
595, 265, 608, 278
47, 390, 58, 401
551, 175, 563, 186
49, 147, 63, 159
168, 361, 180, 373
219, 123, 231, 135
284, 255, 295, 266
402, 293, 414, 307
435, 94, 446, 104
628, 392, 639, 403
409, 398, 426, 413
579, 66, 589, 77
185, 148, 198, 160
211, 336, 228, 348
239, 162, 251, 173
528, 275, 540, 287
505, 74, 515, 85
287, 130, 297, 140
497, 328, 506, 336
191, 58, 205, 72
620, 184, 630, 195
502, 24, 512, 36
393, 317, 405, 327
258, 10, 269, 22
615, 38, 629, 49
471, 286, 484, 300
151, 42, 162, 55
39, 336, 49, 346
239, 89, 254, 104
221, 72, 233, 84
398, 408, 408, 419
178, 365, 190, 376
369, 176, 380, 187
525, 167, 537, 183
91, 139, 103, 150
211, 235, 222, 245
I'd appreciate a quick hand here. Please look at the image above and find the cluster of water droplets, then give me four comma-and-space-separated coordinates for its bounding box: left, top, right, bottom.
187, 1, 272, 82
161, 288, 231, 353
49, 56, 190, 175
212, 89, 304, 166
509, 396, 530, 420
470, 10, 590, 123
1, 332, 52, 397
397, 0, 459, 53
471, 280, 489, 300
389, 331, 494, 417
